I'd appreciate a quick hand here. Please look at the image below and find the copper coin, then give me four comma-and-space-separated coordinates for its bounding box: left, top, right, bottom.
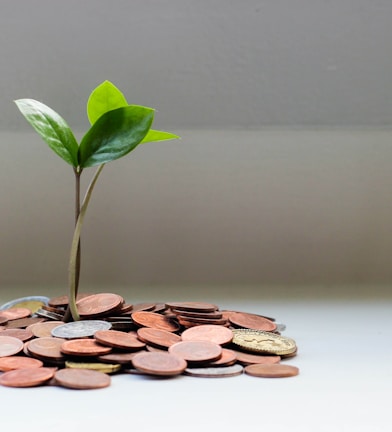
94, 330, 146, 351
0, 336, 24, 357
136, 327, 182, 349
171, 309, 223, 319
60, 339, 112, 356
181, 325, 233, 345
0, 328, 34, 342
235, 351, 281, 365
244, 363, 299, 378
98, 351, 142, 365
0, 356, 43, 371
0, 307, 31, 321
205, 348, 237, 366
0, 316, 8, 325
132, 302, 157, 312
184, 364, 243, 378
131, 311, 180, 332
132, 351, 187, 376
4, 317, 45, 329
48, 292, 93, 308
168, 340, 222, 364
54, 368, 111, 389
0, 367, 55, 387
28, 321, 64, 338
26, 337, 66, 361
228, 311, 277, 332
76, 293, 124, 318
165, 302, 218, 312
177, 316, 229, 326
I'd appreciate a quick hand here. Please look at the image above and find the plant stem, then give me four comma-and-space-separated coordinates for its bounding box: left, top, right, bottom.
68, 164, 105, 321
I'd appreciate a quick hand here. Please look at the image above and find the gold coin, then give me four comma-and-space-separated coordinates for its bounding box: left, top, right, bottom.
65, 361, 121, 374
231, 329, 297, 356
10, 301, 45, 314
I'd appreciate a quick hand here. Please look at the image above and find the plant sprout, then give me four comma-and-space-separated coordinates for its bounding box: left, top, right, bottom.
15, 80, 179, 322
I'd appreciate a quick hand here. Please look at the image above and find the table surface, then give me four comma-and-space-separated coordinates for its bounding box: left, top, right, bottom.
0, 286, 391, 432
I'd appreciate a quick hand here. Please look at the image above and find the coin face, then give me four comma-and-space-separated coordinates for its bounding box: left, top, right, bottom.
51, 320, 112, 339
234, 351, 281, 365
0, 328, 33, 342
54, 368, 111, 389
94, 330, 146, 350
28, 321, 64, 338
231, 329, 297, 356
0, 356, 44, 371
132, 351, 187, 376
136, 327, 182, 349
0, 367, 55, 387
26, 337, 66, 361
181, 325, 233, 345
131, 311, 180, 332
228, 311, 277, 332
0, 296, 50, 312
184, 364, 244, 378
76, 293, 124, 318
244, 363, 299, 378
168, 340, 222, 364
60, 339, 112, 357
165, 302, 218, 312
0, 307, 31, 321
0, 336, 24, 357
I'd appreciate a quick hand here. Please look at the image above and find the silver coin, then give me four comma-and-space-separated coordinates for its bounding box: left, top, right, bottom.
184, 364, 243, 378
0, 296, 50, 311
275, 323, 286, 332
51, 320, 112, 339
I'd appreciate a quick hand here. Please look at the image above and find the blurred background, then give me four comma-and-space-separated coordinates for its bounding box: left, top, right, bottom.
1, 1, 392, 298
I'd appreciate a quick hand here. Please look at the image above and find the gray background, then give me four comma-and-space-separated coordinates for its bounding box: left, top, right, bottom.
1, 1, 392, 292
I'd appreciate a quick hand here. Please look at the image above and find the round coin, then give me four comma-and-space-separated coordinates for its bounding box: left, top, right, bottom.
54, 368, 111, 389
0, 356, 44, 371
168, 340, 222, 364
205, 348, 237, 366
181, 325, 233, 345
0, 296, 50, 312
0, 307, 31, 321
0, 336, 24, 357
228, 311, 277, 332
94, 330, 146, 351
76, 293, 124, 318
234, 351, 281, 365
26, 337, 66, 361
165, 302, 218, 312
132, 351, 187, 376
184, 364, 243, 378
60, 339, 112, 356
65, 361, 121, 374
28, 321, 64, 338
231, 329, 297, 356
0, 328, 33, 342
136, 327, 182, 349
51, 320, 112, 339
0, 367, 55, 387
98, 351, 142, 365
244, 363, 299, 378
131, 311, 180, 332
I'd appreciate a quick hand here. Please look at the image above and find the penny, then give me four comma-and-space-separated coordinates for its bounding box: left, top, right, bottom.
94, 330, 146, 351
184, 364, 243, 378
171, 309, 223, 319
48, 293, 93, 308
0, 336, 24, 357
28, 321, 64, 338
136, 327, 182, 349
0, 367, 55, 387
181, 325, 233, 345
0, 328, 34, 342
4, 317, 45, 329
76, 293, 124, 318
205, 348, 237, 366
177, 316, 229, 327
0, 316, 8, 325
244, 363, 299, 378
168, 340, 222, 364
60, 339, 112, 356
132, 302, 157, 312
26, 337, 67, 362
234, 351, 281, 365
51, 320, 112, 339
0, 307, 31, 321
131, 311, 180, 332
0, 356, 43, 371
231, 329, 297, 356
54, 368, 111, 389
98, 351, 143, 365
65, 361, 121, 374
228, 311, 277, 332
132, 351, 187, 376
165, 302, 218, 312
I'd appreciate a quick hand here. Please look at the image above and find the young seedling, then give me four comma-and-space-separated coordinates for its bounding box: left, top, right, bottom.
15, 80, 179, 321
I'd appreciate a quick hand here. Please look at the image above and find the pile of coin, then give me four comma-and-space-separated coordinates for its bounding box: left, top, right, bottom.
0, 293, 299, 389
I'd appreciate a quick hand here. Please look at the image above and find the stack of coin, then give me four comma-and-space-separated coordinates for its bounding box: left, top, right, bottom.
0, 293, 299, 389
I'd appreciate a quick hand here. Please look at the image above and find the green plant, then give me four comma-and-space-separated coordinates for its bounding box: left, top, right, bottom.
15, 80, 179, 322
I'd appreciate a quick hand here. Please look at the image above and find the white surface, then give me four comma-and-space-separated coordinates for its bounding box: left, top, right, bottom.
1, 296, 391, 432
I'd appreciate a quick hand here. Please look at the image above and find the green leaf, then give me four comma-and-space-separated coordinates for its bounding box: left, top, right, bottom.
87, 80, 128, 125
15, 99, 79, 167
141, 129, 180, 144
79, 105, 154, 168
